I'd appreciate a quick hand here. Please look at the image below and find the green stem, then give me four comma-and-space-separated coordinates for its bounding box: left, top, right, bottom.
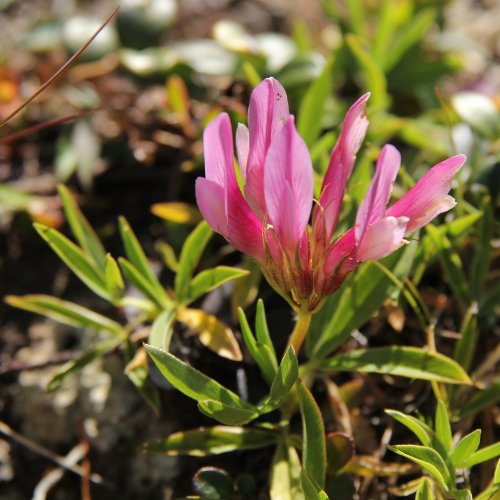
287, 308, 312, 356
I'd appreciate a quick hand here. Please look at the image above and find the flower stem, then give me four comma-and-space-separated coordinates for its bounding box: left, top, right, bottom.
287, 308, 312, 356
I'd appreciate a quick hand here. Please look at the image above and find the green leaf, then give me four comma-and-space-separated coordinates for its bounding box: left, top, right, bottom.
47, 337, 122, 391
453, 303, 478, 373
57, 185, 107, 270
300, 469, 329, 500
457, 383, 500, 420
415, 478, 433, 500
175, 221, 212, 302
198, 400, 258, 425
383, 8, 437, 71
104, 254, 125, 301
471, 197, 493, 300
346, 34, 389, 111
319, 346, 471, 384
34, 224, 111, 301
148, 307, 177, 351
298, 380, 326, 488
269, 347, 298, 404
144, 426, 277, 456
450, 430, 481, 468
255, 299, 278, 364
345, 0, 366, 37
297, 57, 333, 147
435, 400, 452, 453
260, 347, 298, 412
124, 345, 161, 416
238, 306, 277, 386
5, 294, 123, 335
145, 345, 251, 410
494, 458, 500, 483
118, 217, 170, 307
464, 442, 500, 468
187, 266, 249, 303
388, 445, 451, 490
270, 443, 304, 500
308, 244, 415, 358
426, 225, 470, 309
385, 410, 433, 447
118, 258, 163, 310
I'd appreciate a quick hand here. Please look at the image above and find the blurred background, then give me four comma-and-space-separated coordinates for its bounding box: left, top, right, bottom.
0, 0, 498, 498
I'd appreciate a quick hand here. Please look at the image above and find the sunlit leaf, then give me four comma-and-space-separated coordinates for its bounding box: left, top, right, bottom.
104, 254, 125, 302
118, 217, 170, 307
300, 469, 329, 500
34, 223, 111, 301
145, 345, 251, 410
5, 294, 123, 335
175, 221, 212, 302
197, 400, 258, 425
270, 443, 304, 500
319, 346, 471, 384
415, 478, 433, 500
435, 400, 452, 453
177, 307, 242, 361
385, 409, 433, 447
144, 426, 277, 456
57, 184, 107, 270
187, 266, 249, 304
388, 445, 451, 490
450, 430, 481, 468
149, 306, 177, 351
464, 442, 500, 468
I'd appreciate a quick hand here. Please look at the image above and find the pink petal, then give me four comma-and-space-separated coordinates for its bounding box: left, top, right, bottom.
264, 116, 314, 254
324, 229, 356, 272
245, 78, 290, 217
195, 178, 228, 238
203, 113, 234, 186
236, 123, 249, 178
356, 216, 408, 261
315, 93, 370, 241
387, 154, 466, 233
355, 144, 401, 241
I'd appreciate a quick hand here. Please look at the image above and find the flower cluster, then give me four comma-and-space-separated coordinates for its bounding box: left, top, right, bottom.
196, 78, 465, 312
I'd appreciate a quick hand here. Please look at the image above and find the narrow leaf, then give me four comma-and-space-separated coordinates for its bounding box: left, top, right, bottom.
270, 443, 303, 500
144, 426, 277, 456
385, 409, 433, 447
198, 400, 258, 425
118, 217, 170, 306
57, 184, 106, 269
175, 221, 212, 302
104, 254, 125, 301
464, 442, 500, 468
145, 345, 251, 409
457, 383, 500, 420
450, 430, 481, 468
415, 478, 433, 500
149, 307, 177, 351
388, 445, 451, 489
34, 224, 110, 300
298, 380, 326, 488
188, 266, 249, 304
319, 346, 471, 384
5, 294, 123, 335
435, 400, 452, 452
118, 258, 162, 310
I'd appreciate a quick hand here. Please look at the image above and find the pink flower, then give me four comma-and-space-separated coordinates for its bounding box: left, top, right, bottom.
196, 78, 466, 311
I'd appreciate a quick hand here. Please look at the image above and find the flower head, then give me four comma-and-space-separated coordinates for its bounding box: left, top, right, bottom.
196, 78, 466, 311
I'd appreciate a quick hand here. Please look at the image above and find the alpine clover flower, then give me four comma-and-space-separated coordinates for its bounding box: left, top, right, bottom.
196, 78, 465, 315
